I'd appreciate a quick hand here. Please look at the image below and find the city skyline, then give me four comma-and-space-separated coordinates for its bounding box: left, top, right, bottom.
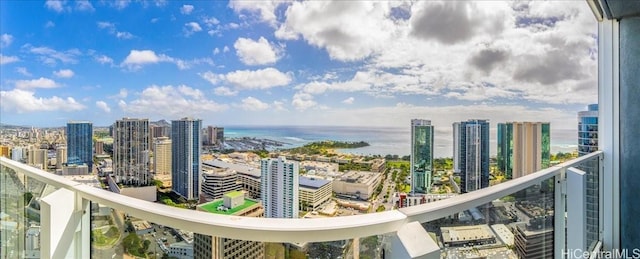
0, 1, 597, 138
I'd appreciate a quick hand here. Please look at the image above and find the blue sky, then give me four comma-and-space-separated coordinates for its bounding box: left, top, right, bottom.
1, 0, 597, 137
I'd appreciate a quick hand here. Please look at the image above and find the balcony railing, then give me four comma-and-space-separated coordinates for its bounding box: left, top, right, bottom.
1, 152, 602, 259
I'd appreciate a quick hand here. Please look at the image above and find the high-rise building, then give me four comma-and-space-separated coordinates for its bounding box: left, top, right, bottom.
454, 120, 490, 193
578, 104, 599, 249
0, 146, 9, 158
153, 137, 172, 187
150, 124, 170, 139
66, 121, 93, 171
113, 118, 150, 186
206, 126, 224, 146
260, 157, 299, 218
497, 122, 551, 179
410, 119, 434, 194
11, 147, 25, 162
578, 104, 598, 156
94, 141, 104, 155
194, 191, 265, 259
27, 147, 47, 170
171, 118, 201, 200
56, 146, 67, 169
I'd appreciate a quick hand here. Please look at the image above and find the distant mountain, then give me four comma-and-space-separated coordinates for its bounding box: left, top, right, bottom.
0, 123, 31, 129
151, 119, 171, 127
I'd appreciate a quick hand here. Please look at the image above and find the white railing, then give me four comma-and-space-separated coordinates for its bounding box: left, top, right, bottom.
0, 151, 603, 258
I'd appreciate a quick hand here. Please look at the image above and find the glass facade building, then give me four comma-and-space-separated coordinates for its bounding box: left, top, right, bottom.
578, 104, 599, 250
410, 119, 434, 194
66, 121, 93, 171
455, 120, 490, 193
497, 122, 550, 179
171, 118, 202, 200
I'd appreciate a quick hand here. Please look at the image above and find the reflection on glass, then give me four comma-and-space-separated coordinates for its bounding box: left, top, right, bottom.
1, 165, 56, 259
411, 178, 555, 259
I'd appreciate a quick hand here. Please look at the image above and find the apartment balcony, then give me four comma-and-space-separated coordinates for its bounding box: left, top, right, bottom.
1, 0, 638, 258
0, 151, 603, 259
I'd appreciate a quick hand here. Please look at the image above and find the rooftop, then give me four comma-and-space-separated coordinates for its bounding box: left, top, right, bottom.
224, 191, 244, 199
199, 198, 258, 215
299, 176, 331, 189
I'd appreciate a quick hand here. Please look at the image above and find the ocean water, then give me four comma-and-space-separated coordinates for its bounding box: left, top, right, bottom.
224, 126, 578, 158
225, 126, 410, 156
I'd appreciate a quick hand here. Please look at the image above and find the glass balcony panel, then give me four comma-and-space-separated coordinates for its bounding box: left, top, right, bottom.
1, 165, 58, 259
91, 204, 181, 259
573, 155, 601, 252
409, 176, 556, 259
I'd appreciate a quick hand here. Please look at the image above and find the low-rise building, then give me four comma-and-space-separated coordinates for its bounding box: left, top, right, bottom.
299, 176, 332, 211
194, 191, 265, 259
168, 241, 194, 259
441, 224, 496, 247
200, 168, 240, 201
392, 193, 458, 208
332, 171, 382, 200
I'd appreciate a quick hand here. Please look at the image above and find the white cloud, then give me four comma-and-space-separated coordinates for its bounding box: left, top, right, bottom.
291, 92, 316, 110
199, 71, 223, 85
0, 89, 84, 113
239, 96, 269, 111
122, 50, 166, 66
213, 87, 238, 96
272, 100, 287, 111
342, 97, 355, 104
118, 89, 128, 98
233, 37, 282, 65
95, 54, 114, 65
121, 50, 212, 70
200, 68, 292, 90
75, 0, 94, 12
15, 77, 59, 89
45, 0, 65, 12
113, 0, 131, 10
180, 4, 194, 15
116, 32, 134, 39
276, 1, 397, 61
1, 34, 13, 48
223, 46, 230, 53
16, 67, 31, 76
203, 17, 220, 27
97, 22, 134, 39
184, 22, 202, 36
213, 48, 220, 55
225, 68, 292, 90
45, 21, 55, 28
53, 69, 74, 78
23, 45, 80, 65
96, 101, 111, 113
0, 54, 19, 65
120, 85, 228, 117
228, 0, 286, 26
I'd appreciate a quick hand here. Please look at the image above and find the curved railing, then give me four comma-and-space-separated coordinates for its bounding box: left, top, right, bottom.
0, 151, 603, 257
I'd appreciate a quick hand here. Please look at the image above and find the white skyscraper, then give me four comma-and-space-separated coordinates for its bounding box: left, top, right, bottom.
260, 157, 299, 218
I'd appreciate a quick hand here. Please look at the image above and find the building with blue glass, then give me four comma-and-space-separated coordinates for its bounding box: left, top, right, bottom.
66, 121, 93, 171
454, 120, 490, 193
410, 119, 434, 194
579, 104, 598, 156
171, 118, 202, 200
578, 104, 599, 249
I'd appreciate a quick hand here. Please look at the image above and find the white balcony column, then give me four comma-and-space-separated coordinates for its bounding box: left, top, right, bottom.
386, 221, 439, 259
597, 13, 620, 252
40, 188, 89, 259
566, 167, 587, 254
